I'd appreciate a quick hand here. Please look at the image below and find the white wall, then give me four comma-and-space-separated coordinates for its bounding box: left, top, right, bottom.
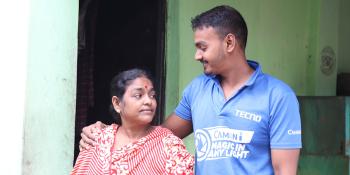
0, 0, 29, 174
0, 0, 78, 174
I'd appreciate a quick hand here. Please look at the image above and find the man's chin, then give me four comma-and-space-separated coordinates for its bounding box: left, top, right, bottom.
203, 71, 215, 76
203, 68, 208, 74
203, 67, 215, 75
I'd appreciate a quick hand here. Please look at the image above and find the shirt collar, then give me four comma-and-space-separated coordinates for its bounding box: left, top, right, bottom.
245, 60, 262, 86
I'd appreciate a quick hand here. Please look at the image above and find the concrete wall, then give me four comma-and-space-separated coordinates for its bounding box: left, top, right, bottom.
22, 0, 78, 174
0, 0, 78, 174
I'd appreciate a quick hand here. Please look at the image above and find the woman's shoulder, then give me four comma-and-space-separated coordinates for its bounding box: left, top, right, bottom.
156, 127, 194, 174
153, 126, 179, 137
153, 126, 173, 134
153, 126, 185, 146
95, 124, 118, 144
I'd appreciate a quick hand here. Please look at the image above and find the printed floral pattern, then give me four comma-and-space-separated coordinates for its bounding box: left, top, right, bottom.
75, 124, 194, 175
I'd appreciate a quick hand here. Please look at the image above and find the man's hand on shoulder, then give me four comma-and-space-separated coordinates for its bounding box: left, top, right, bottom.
79, 121, 107, 151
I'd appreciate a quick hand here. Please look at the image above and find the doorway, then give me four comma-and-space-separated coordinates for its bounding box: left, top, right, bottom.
75, 0, 166, 160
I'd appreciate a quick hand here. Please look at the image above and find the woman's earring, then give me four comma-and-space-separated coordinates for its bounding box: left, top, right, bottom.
116, 109, 120, 113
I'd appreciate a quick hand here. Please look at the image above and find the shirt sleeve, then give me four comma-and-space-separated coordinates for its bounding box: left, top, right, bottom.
163, 134, 194, 175
175, 83, 194, 121
269, 91, 302, 149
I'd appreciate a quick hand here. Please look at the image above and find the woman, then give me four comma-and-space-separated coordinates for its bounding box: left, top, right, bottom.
71, 68, 194, 175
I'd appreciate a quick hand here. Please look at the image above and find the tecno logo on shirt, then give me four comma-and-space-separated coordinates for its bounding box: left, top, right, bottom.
235, 109, 262, 122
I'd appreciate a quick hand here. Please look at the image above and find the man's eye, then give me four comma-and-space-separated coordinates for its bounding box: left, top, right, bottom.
198, 47, 206, 52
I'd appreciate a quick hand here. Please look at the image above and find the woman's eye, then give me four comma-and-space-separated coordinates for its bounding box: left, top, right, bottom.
134, 94, 142, 99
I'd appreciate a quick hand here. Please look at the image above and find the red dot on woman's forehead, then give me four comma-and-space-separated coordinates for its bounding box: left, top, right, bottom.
144, 85, 148, 89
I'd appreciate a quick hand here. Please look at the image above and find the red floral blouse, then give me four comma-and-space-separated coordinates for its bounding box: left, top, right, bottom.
71, 125, 194, 175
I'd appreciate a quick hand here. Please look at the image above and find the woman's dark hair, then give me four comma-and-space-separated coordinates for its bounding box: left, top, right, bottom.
191, 5, 248, 50
109, 68, 154, 124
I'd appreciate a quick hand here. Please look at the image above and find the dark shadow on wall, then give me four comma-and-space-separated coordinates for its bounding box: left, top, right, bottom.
74, 0, 166, 162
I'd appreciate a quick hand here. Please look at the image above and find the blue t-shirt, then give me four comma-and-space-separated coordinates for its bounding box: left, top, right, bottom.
175, 60, 302, 175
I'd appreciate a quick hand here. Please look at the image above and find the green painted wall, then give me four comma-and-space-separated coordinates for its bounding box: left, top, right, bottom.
314, 0, 339, 96
338, 0, 350, 74
22, 0, 78, 174
165, 0, 180, 117
297, 96, 350, 174
165, 0, 350, 157
169, 0, 339, 97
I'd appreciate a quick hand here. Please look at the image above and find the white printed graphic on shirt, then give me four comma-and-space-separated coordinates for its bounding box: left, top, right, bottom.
235, 109, 262, 123
195, 126, 254, 161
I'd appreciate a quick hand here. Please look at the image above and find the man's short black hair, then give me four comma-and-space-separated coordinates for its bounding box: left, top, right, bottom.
191, 5, 248, 50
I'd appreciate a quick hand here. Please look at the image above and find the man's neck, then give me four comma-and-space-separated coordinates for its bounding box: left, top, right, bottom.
219, 57, 254, 99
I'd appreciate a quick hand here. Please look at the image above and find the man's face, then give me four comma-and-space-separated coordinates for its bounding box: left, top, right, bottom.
194, 27, 226, 75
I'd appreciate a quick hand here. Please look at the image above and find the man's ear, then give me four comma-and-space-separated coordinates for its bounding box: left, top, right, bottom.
225, 33, 236, 52
112, 96, 121, 113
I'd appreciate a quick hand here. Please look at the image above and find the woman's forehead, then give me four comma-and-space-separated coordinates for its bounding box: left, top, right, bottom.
127, 77, 154, 90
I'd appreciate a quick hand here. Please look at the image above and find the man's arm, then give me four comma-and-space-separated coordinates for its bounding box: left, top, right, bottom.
79, 121, 107, 150
161, 113, 193, 139
271, 149, 300, 175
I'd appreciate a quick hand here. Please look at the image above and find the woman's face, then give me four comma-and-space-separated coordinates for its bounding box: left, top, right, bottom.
113, 76, 157, 126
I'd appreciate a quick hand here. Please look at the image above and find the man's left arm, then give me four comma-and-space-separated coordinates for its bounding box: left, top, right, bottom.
271, 149, 300, 175
269, 89, 302, 175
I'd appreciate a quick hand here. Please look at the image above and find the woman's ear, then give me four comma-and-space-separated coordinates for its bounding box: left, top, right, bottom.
112, 96, 121, 113
225, 33, 236, 53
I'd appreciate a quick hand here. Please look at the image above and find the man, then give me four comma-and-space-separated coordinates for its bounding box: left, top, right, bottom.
80, 5, 302, 174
